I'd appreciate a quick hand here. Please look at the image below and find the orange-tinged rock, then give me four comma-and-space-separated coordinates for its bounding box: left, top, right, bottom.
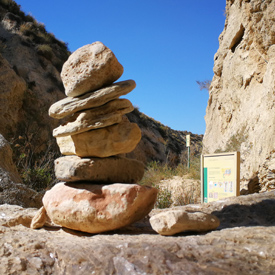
43, 182, 158, 233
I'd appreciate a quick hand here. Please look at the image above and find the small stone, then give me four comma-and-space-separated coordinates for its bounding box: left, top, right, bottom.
61, 41, 124, 97
43, 182, 158, 234
56, 117, 141, 157
53, 99, 134, 137
30, 207, 47, 229
55, 155, 144, 183
49, 80, 136, 119
149, 210, 220, 236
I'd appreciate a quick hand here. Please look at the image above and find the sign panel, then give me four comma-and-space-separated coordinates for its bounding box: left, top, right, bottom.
201, 152, 240, 203
186, 135, 190, 147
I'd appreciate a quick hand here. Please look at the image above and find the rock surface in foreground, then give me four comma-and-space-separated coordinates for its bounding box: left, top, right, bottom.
42, 182, 157, 233
149, 210, 220, 236
1, 191, 275, 274
54, 155, 144, 183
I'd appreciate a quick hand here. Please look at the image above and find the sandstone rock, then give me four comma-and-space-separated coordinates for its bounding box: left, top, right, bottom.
0, 134, 21, 183
0, 53, 26, 139
53, 99, 134, 137
54, 155, 144, 183
49, 80, 136, 119
259, 151, 275, 192
150, 210, 220, 236
203, 0, 275, 190
56, 118, 141, 157
0, 20, 67, 156
61, 42, 124, 97
42, 182, 158, 233
30, 206, 47, 229
0, 135, 43, 208
1, 192, 275, 274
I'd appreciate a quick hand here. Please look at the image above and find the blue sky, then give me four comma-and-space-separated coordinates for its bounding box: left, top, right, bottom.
16, 0, 226, 135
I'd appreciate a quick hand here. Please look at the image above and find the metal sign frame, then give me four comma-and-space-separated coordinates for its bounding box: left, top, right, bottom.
201, 152, 240, 203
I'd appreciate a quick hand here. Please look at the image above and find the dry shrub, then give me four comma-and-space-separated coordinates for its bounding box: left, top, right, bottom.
140, 155, 201, 208
36, 44, 53, 60
10, 133, 60, 192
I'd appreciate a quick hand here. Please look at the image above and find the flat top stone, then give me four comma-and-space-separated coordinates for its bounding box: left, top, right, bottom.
49, 80, 136, 119
54, 155, 144, 183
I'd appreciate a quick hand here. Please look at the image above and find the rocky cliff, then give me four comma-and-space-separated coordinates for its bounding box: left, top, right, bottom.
203, 0, 275, 191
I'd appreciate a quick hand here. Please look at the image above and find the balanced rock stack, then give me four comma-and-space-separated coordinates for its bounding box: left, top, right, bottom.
32, 42, 158, 233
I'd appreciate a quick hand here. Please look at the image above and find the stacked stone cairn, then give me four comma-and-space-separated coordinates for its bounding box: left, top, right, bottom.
31, 42, 158, 233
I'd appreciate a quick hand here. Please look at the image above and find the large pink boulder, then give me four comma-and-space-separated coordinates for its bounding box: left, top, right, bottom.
43, 182, 158, 233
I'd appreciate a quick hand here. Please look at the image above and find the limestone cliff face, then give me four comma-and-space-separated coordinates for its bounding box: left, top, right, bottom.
203, 0, 275, 190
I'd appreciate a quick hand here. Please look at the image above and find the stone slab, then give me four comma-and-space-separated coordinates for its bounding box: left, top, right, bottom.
56, 118, 141, 157
49, 80, 136, 119
53, 99, 134, 137
54, 155, 144, 183
149, 210, 220, 236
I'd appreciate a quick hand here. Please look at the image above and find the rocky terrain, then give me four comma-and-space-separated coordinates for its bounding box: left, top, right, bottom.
203, 0, 275, 191
0, 0, 202, 208
1, 191, 275, 274
1, 0, 275, 273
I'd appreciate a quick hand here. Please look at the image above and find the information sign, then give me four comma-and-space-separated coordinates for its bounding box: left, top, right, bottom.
186, 135, 190, 147
201, 152, 240, 203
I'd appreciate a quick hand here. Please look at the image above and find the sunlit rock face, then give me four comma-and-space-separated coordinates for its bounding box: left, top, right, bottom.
44, 42, 152, 234
61, 42, 124, 97
2, 191, 275, 274
203, 0, 275, 191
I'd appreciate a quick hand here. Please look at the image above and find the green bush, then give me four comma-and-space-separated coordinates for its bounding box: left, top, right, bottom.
22, 166, 52, 192
155, 186, 173, 209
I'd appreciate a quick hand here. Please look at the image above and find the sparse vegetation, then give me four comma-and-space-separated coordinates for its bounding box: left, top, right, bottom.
0, 0, 70, 72
36, 44, 53, 60
196, 80, 211, 92
215, 125, 248, 153
139, 155, 201, 208
10, 132, 60, 192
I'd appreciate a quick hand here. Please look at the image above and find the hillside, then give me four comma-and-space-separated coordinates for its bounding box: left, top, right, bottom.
0, 0, 202, 207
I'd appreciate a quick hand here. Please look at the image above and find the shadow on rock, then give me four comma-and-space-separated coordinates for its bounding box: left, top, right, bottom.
212, 199, 275, 229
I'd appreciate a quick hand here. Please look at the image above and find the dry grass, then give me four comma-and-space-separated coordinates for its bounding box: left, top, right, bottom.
139, 156, 201, 208
10, 133, 60, 192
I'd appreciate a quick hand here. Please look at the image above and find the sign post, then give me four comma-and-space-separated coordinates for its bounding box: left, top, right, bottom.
186, 135, 190, 169
201, 152, 240, 203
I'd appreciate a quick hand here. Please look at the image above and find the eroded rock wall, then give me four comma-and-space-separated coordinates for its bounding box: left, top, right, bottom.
203, 0, 275, 189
